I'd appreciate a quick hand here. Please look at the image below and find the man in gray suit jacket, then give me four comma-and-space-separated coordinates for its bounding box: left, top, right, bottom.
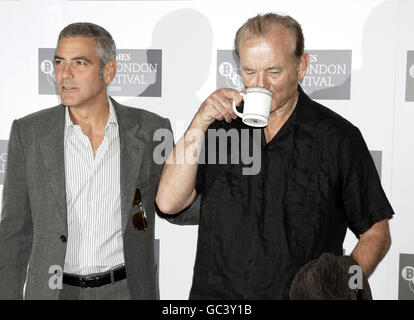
0, 22, 171, 299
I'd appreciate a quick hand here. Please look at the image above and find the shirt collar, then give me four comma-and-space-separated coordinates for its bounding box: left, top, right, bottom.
64, 97, 118, 130
106, 98, 118, 128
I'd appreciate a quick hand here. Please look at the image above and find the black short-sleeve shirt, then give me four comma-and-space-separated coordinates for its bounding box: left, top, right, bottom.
189, 86, 394, 299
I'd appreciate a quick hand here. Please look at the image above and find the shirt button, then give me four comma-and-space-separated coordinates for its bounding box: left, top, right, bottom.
60, 235, 67, 243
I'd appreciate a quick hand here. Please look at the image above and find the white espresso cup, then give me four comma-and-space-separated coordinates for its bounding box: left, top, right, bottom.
232, 86, 273, 127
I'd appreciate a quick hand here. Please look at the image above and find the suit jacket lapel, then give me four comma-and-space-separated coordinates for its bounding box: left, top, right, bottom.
112, 99, 146, 234
39, 106, 67, 229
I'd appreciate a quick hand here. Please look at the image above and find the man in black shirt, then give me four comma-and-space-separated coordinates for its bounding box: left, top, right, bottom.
156, 13, 394, 299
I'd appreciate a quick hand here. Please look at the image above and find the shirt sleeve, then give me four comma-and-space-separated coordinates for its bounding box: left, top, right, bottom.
339, 126, 394, 237
0, 120, 33, 299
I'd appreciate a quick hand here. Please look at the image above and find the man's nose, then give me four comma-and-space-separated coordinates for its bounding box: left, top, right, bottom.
62, 63, 74, 79
255, 73, 268, 89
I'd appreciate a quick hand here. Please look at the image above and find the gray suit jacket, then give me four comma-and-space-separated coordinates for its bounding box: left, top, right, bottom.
0, 98, 172, 299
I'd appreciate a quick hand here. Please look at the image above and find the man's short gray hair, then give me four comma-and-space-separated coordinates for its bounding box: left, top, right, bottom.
57, 22, 116, 76
234, 13, 304, 64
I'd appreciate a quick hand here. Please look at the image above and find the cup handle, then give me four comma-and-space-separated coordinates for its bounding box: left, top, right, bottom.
232, 92, 245, 118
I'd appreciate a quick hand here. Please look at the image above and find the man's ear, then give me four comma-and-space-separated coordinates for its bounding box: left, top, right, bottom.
297, 52, 309, 80
103, 60, 117, 84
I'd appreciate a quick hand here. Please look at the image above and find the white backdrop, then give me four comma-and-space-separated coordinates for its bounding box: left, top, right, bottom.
0, 0, 413, 300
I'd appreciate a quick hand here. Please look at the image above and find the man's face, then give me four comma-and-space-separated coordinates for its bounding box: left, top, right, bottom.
54, 36, 107, 108
239, 25, 308, 113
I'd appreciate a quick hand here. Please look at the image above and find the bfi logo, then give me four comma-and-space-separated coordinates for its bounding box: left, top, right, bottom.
399, 254, 414, 299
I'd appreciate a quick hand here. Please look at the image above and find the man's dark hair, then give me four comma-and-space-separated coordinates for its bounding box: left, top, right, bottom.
57, 22, 116, 76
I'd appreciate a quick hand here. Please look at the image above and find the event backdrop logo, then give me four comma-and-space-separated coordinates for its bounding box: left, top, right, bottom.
217, 49, 351, 100
405, 51, 414, 101
301, 50, 352, 100
216, 50, 244, 91
399, 253, 414, 300
0, 140, 8, 185
39, 48, 162, 97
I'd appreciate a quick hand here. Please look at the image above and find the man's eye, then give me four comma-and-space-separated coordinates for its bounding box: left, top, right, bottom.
54, 60, 62, 65
76, 61, 86, 66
